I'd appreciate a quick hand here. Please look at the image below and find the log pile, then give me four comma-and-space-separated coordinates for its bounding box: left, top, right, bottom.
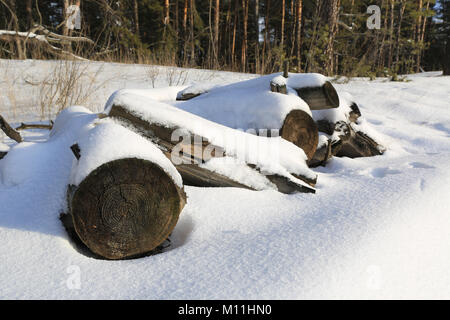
0, 72, 386, 260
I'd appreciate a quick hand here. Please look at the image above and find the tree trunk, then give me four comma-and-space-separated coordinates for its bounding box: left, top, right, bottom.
231, 0, 238, 70
415, 0, 423, 72
388, 0, 395, 69
255, 0, 259, 73
281, 0, 285, 49
418, 0, 430, 72
262, 0, 271, 73
190, 0, 195, 64
133, 0, 140, 37
67, 157, 186, 260
214, 0, 220, 68
296, 0, 302, 71
164, 0, 170, 25
26, 0, 33, 29
395, 0, 406, 69
183, 0, 188, 65
323, 0, 340, 75
241, 0, 249, 72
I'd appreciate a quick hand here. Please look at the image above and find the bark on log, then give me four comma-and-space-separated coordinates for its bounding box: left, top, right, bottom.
348, 102, 361, 123
280, 109, 318, 160
109, 104, 315, 193
295, 81, 340, 110
67, 157, 186, 260
176, 92, 202, 101
0, 115, 22, 143
15, 122, 53, 131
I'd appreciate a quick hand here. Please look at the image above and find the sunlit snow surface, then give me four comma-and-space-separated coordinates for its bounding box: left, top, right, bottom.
0, 60, 449, 299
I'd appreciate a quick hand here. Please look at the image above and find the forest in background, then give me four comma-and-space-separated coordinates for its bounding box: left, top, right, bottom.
0, 0, 449, 77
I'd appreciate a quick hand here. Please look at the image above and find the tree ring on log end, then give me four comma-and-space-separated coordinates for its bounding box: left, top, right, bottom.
280, 110, 319, 160
70, 158, 186, 260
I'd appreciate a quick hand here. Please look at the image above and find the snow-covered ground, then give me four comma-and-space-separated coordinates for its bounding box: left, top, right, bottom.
0, 60, 449, 299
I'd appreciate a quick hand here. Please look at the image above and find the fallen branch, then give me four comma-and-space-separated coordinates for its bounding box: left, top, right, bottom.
0, 114, 22, 143
15, 121, 53, 131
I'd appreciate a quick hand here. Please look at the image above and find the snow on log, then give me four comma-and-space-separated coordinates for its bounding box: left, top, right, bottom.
172, 74, 338, 157
67, 121, 186, 260
105, 91, 317, 193
131, 74, 321, 160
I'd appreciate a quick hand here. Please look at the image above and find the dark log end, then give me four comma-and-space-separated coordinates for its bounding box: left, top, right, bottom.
280, 109, 319, 161
270, 81, 287, 94
323, 81, 340, 108
296, 81, 340, 110
70, 158, 186, 260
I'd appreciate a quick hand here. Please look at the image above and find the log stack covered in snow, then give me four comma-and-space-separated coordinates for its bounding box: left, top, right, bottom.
0, 71, 386, 261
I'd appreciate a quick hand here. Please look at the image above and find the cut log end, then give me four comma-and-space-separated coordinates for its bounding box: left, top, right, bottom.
69, 158, 186, 260
280, 109, 319, 161
296, 81, 340, 110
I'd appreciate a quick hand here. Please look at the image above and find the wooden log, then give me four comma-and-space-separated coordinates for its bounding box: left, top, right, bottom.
295, 81, 340, 110
280, 109, 318, 161
176, 92, 202, 101
15, 122, 53, 131
67, 157, 187, 260
309, 121, 384, 167
270, 81, 287, 94
348, 102, 362, 123
109, 104, 316, 193
0, 114, 22, 143
0, 151, 7, 160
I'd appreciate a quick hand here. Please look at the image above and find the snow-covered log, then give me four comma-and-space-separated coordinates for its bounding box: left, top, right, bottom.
294, 81, 340, 110
176, 73, 340, 110
105, 91, 317, 193
66, 121, 186, 260
143, 75, 322, 160
108, 104, 316, 193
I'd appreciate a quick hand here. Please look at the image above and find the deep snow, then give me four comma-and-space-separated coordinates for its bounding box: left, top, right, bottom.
0, 60, 449, 299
